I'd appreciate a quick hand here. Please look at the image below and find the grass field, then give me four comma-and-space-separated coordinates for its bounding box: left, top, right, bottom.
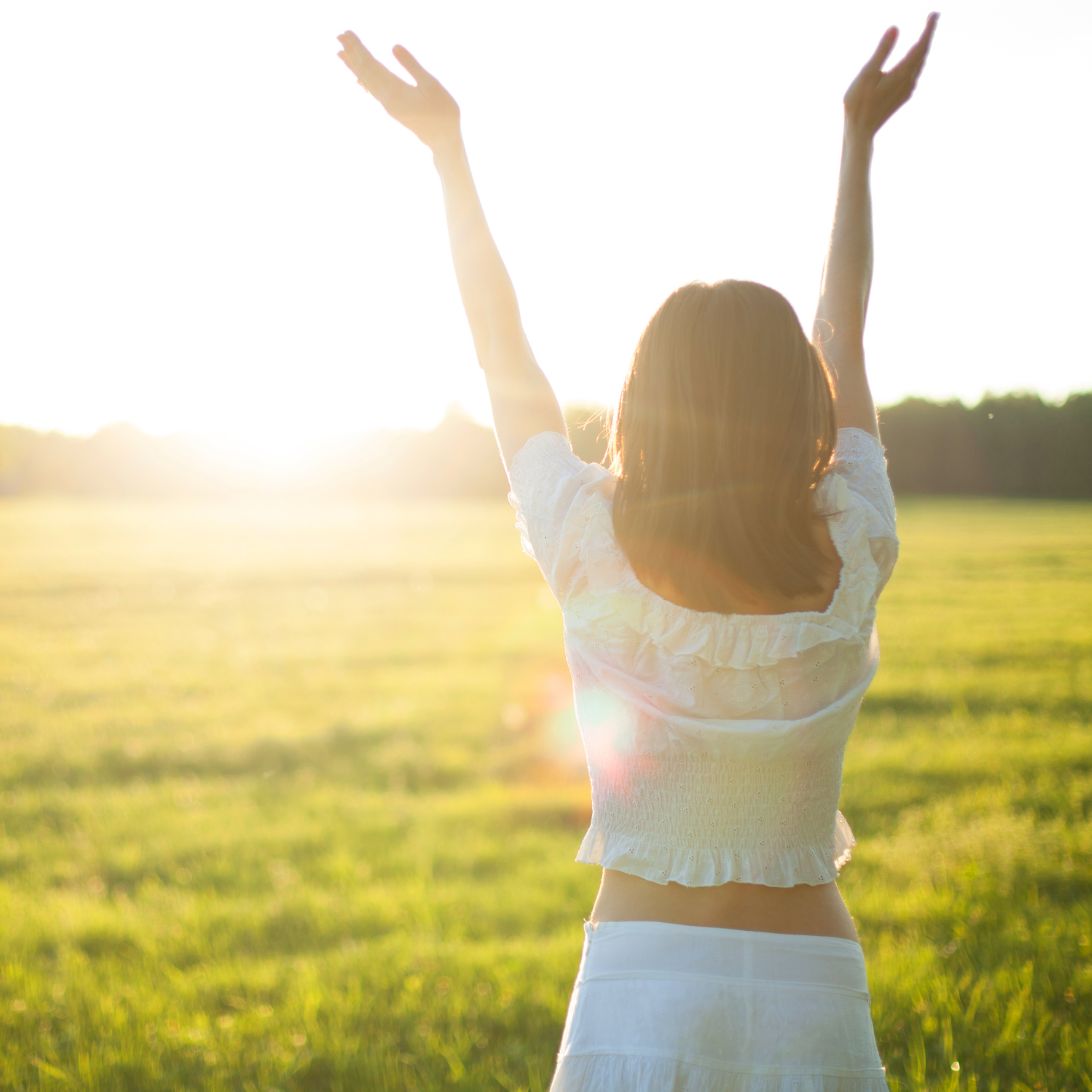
0, 493, 1089, 1091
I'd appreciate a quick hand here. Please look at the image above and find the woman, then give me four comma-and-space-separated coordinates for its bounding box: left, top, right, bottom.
339, 14, 938, 1090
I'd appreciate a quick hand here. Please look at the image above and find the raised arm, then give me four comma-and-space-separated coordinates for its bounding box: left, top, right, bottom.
813, 14, 939, 440
336, 34, 566, 469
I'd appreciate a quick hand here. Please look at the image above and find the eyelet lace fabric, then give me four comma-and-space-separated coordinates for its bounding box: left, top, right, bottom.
506, 427, 899, 888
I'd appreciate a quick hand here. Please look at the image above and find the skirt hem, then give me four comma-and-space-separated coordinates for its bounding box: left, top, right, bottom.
550, 1050, 889, 1091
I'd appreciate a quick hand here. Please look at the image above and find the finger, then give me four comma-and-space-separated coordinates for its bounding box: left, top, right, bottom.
916, 11, 940, 65
889, 12, 939, 81
392, 43, 432, 86
863, 26, 899, 73
921, 11, 940, 51
337, 31, 412, 100
339, 31, 398, 90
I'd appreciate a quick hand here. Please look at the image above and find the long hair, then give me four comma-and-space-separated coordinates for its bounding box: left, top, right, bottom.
606, 279, 840, 611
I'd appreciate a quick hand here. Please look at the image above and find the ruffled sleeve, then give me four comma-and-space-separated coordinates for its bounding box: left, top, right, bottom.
830, 427, 900, 595
506, 431, 612, 605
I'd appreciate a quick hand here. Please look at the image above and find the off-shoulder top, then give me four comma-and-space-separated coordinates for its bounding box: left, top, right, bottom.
505, 426, 899, 887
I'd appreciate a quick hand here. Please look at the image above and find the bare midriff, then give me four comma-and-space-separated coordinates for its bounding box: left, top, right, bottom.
590, 870, 861, 942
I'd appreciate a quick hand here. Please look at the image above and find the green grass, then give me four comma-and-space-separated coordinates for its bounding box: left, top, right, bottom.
0, 494, 1089, 1091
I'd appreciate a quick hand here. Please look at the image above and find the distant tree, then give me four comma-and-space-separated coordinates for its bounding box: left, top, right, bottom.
1053, 393, 1092, 497
972, 392, 1053, 496
395, 404, 507, 497
881, 398, 991, 494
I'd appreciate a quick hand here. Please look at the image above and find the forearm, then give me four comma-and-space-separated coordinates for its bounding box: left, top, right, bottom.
814, 128, 874, 356
432, 136, 526, 372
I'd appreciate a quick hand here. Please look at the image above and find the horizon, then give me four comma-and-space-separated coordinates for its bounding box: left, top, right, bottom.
2, 381, 1085, 444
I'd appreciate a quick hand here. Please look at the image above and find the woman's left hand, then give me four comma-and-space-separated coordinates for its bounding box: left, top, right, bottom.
337, 32, 461, 155
843, 14, 939, 142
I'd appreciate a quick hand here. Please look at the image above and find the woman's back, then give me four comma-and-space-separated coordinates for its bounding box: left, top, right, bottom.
506, 425, 900, 941
606, 504, 857, 940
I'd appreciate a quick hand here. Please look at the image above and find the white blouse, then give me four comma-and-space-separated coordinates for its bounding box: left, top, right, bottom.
505, 426, 899, 887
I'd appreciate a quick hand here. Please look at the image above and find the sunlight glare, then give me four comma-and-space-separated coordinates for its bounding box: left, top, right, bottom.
193, 421, 351, 476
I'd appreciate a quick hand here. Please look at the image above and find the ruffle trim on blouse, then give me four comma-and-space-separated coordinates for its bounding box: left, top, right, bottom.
550, 1053, 890, 1092
505, 429, 883, 669
568, 470, 880, 670
575, 811, 857, 888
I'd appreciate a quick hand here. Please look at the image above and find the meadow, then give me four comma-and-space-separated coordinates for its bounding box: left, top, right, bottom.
0, 493, 1089, 1091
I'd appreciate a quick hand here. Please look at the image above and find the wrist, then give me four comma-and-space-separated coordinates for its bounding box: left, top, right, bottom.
840, 127, 875, 173
841, 123, 874, 158
431, 130, 466, 174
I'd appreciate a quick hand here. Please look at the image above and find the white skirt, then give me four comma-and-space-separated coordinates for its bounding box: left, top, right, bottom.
549, 920, 889, 1092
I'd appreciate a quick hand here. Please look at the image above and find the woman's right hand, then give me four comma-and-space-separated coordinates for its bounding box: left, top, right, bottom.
337, 32, 462, 157
843, 13, 939, 140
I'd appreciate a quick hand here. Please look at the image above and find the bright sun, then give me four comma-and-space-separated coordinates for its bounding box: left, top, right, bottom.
193, 421, 349, 475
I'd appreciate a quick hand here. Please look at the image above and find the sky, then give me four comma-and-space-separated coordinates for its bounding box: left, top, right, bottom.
1, 0, 1089, 462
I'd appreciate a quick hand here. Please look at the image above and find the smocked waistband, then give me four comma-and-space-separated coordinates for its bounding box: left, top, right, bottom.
584, 918, 863, 952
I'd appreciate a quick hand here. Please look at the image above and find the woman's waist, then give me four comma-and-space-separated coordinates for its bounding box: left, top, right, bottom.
590, 867, 861, 943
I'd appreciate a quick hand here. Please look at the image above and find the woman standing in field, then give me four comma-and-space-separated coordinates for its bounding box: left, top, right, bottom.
339, 14, 937, 1090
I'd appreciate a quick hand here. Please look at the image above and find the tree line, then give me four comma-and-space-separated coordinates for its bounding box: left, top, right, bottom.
1, 391, 1089, 499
